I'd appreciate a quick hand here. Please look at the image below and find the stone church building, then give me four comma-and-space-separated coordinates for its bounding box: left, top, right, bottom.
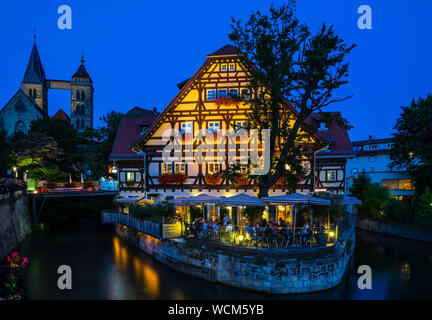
0, 38, 94, 135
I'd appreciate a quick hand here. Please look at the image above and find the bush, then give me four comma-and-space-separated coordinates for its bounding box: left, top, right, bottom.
360, 183, 391, 220
130, 203, 176, 222
417, 187, 432, 225
243, 206, 264, 225
64, 183, 76, 188
189, 206, 203, 221
83, 181, 94, 188
46, 182, 57, 189
385, 198, 411, 222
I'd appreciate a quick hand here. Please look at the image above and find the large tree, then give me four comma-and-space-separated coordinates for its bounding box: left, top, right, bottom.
390, 94, 432, 197
229, 2, 355, 197
79, 111, 124, 179
9, 131, 65, 181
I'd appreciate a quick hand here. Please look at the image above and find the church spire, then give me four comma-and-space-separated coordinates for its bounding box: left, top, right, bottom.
22, 35, 46, 84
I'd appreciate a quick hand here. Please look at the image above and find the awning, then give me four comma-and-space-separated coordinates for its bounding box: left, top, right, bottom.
218, 193, 265, 206
262, 193, 331, 206
333, 196, 362, 205
167, 196, 190, 206
115, 197, 142, 204
182, 194, 221, 205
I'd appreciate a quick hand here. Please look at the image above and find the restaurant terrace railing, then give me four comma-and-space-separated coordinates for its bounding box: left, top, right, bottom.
184, 213, 355, 250
101, 211, 182, 239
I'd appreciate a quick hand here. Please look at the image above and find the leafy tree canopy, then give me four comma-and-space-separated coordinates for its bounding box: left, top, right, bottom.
228, 1, 355, 197
391, 94, 432, 196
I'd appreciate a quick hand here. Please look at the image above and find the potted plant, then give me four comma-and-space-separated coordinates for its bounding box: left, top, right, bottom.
205, 173, 222, 186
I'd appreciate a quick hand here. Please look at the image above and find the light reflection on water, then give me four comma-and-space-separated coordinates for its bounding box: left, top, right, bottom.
18, 218, 432, 300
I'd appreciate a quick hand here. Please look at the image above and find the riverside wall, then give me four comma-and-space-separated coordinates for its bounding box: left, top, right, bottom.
357, 218, 432, 244
115, 216, 356, 294
0, 192, 31, 258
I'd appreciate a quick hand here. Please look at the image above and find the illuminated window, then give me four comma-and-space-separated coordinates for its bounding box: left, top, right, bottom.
208, 121, 220, 133
180, 121, 193, 134
326, 170, 337, 182
240, 164, 248, 174
382, 179, 414, 190
126, 172, 135, 182
221, 64, 227, 71
175, 163, 186, 174
208, 163, 220, 174
235, 121, 246, 129
229, 63, 235, 71
218, 89, 227, 98
207, 89, 216, 101
162, 163, 172, 174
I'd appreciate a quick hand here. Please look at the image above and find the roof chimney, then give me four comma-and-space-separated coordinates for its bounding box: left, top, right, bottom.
369, 135, 373, 141
153, 107, 158, 114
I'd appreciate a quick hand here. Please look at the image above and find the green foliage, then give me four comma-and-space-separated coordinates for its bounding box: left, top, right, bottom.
361, 183, 391, 220
228, 1, 355, 197
349, 172, 371, 199
190, 206, 204, 221
9, 131, 66, 181
243, 206, 264, 225
384, 198, 411, 222
391, 94, 432, 196
130, 203, 176, 222
417, 187, 432, 225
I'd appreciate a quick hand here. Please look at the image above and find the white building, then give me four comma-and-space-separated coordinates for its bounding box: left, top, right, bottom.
346, 136, 414, 200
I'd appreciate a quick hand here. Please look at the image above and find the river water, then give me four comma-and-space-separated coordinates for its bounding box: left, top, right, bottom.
18, 218, 432, 300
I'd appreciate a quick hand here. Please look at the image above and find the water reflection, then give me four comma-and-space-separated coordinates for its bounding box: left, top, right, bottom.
18, 218, 432, 300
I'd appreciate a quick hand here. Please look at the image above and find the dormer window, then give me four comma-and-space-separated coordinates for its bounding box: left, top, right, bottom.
221, 64, 227, 71
318, 122, 327, 131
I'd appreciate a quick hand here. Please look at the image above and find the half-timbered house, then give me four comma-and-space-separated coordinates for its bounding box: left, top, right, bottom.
109, 107, 159, 196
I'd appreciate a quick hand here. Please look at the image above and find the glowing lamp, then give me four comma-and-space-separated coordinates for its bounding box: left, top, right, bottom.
329, 231, 335, 238
238, 234, 244, 241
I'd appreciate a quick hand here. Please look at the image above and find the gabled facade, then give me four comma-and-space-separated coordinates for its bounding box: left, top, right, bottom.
109, 107, 159, 196
311, 112, 354, 194
131, 45, 331, 203
0, 89, 44, 135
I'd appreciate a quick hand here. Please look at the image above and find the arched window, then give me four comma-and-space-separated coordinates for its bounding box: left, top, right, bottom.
76, 91, 80, 101
81, 119, 85, 129
15, 121, 26, 133
81, 91, 85, 101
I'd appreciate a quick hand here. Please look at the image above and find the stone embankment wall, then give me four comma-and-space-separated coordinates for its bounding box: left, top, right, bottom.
0, 192, 31, 258
116, 216, 356, 294
357, 218, 432, 243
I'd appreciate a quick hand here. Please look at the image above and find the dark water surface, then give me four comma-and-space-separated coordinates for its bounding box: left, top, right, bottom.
19, 218, 432, 300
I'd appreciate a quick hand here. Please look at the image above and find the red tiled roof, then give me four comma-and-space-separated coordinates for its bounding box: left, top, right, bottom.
308, 112, 354, 157
52, 109, 70, 122
109, 108, 159, 161
207, 44, 239, 57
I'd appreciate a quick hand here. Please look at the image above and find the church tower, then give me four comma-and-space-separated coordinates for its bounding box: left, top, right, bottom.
70, 55, 94, 132
21, 36, 48, 114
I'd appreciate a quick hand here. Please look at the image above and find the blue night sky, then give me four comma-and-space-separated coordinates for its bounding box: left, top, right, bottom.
0, 0, 431, 141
